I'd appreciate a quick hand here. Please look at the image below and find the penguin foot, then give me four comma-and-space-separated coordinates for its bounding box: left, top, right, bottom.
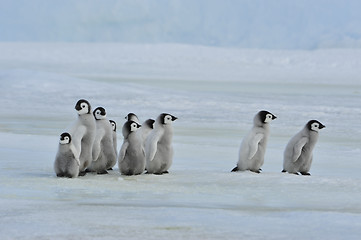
231, 166, 239, 172
56, 173, 65, 177
78, 171, 87, 177
64, 173, 75, 178
107, 168, 113, 171
250, 169, 261, 174
162, 171, 169, 174
281, 169, 287, 173
97, 170, 109, 175
300, 172, 311, 176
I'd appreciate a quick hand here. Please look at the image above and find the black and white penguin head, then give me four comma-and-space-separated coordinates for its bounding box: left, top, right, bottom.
59, 132, 71, 145
130, 121, 141, 132
125, 113, 139, 123
75, 99, 91, 115
144, 119, 155, 129
258, 110, 277, 124
93, 107, 107, 120
159, 113, 177, 125
123, 120, 141, 137
307, 120, 325, 132
109, 120, 116, 132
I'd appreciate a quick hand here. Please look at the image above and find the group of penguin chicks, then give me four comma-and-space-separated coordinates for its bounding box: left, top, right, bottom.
55, 100, 325, 178
54, 99, 177, 178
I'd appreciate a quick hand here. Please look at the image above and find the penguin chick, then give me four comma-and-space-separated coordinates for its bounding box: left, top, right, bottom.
145, 113, 177, 174
69, 99, 96, 175
118, 121, 145, 175
108, 119, 118, 170
87, 107, 116, 174
282, 120, 325, 175
232, 110, 276, 173
54, 132, 80, 178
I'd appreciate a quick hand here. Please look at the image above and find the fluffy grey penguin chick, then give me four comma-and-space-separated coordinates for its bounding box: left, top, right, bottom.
69, 99, 96, 175
108, 119, 117, 170
118, 121, 145, 175
54, 132, 80, 178
282, 120, 325, 175
232, 110, 276, 173
145, 113, 177, 175
87, 107, 116, 174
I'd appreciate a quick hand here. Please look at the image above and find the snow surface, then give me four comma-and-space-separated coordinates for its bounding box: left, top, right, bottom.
0, 43, 361, 239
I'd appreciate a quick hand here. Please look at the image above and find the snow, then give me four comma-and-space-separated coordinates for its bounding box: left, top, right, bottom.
0, 43, 361, 239
1, 0, 361, 49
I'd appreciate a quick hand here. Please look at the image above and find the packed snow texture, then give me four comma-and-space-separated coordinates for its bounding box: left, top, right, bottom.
1, 0, 361, 49
0, 43, 361, 239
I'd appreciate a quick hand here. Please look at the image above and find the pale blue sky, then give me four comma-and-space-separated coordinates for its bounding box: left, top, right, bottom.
1, 0, 360, 49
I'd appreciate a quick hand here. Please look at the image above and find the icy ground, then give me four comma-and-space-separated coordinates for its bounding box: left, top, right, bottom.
0, 43, 361, 239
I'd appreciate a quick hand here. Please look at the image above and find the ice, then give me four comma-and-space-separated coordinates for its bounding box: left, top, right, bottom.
0, 43, 361, 239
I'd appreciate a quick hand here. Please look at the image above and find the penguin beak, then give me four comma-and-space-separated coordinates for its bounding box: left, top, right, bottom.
171, 116, 178, 121
272, 115, 277, 120
320, 124, 325, 129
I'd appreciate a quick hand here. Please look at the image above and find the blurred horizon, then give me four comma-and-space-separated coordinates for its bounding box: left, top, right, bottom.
1, 0, 361, 49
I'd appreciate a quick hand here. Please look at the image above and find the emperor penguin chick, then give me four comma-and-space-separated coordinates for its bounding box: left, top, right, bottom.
54, 132, 80, 178
108, 119, 118, 170
69, 99, 96, 175
145, 113, 177, 174
87, 107, 116, 174
118, 121, 145, 175
232, 110, 277, 173
282, 120, 325, 175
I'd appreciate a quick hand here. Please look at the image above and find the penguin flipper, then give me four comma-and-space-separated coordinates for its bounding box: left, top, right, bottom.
118, 141, 129, 163
70, 125, 86, 154
231, 166, 239, 172
292, 137, 308, 162
146, 130, 162, 162
248, 133, 264, 160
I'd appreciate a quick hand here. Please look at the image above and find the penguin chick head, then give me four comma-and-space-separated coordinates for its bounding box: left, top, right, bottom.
123, 121, 141, 138
75, 99, 91, 115
307, 120, 325, 132
109, 120, 116, 132
257, 110, 277, 124
93, 107, 107, 120
125, 113, 139, 123
59, 132, 71, 145
144, 119, 155, 129
160, 113, 177, 125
